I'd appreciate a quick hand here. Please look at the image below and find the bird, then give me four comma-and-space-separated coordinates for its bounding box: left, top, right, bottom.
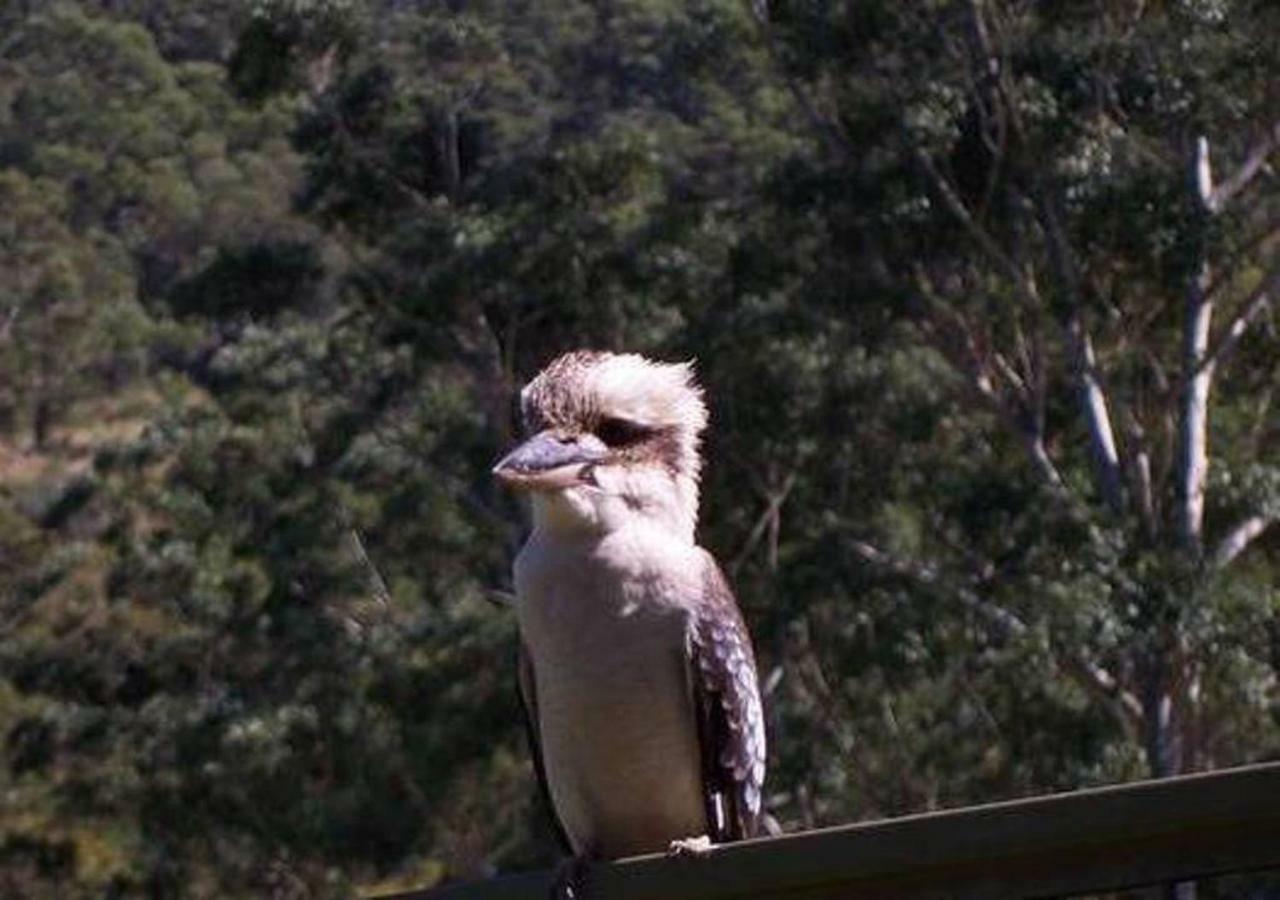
492, 350, 766, 874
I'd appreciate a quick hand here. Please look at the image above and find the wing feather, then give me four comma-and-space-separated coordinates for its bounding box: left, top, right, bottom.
689, 555, 766, 841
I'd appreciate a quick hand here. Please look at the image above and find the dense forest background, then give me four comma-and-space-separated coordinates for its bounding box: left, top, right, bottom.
1, 0, 1278, 896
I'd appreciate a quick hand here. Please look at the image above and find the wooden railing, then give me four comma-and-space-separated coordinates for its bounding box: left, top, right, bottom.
379, 761, 1280, 899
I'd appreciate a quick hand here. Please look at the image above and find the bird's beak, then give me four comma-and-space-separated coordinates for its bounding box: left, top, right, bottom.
492, 431, 607, 491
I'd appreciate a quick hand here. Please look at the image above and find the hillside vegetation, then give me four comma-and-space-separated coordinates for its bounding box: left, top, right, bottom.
2, 1, 1278, 896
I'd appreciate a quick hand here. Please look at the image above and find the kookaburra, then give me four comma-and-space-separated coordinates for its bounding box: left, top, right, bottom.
493, 350, 766, 864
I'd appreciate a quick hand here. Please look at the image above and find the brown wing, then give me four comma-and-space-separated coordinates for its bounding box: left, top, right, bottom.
689, 554, 767, 841
517, 643, 572, 854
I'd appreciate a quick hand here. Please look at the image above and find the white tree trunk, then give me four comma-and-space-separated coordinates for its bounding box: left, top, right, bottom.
1177, 137, 1216, 555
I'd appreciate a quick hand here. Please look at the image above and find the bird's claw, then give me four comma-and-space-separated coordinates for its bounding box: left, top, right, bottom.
667, 834, 714, 857
550, 855, 591, 899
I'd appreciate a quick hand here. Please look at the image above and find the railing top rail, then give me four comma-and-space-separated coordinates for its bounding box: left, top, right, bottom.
380, 761, 1280, 900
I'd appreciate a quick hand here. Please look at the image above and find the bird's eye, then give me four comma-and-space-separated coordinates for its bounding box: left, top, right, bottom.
595, 417, 649, 448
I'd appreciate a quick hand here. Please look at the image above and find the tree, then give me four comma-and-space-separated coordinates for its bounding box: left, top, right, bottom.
0, 171, 133, 447
753, 0, 1280, 794
4, 1, 1279, 896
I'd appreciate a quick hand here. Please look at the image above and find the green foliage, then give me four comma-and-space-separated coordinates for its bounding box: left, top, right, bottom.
229, 0, 358, 103
166, 241, 323, 320
3, 0, 1279, 896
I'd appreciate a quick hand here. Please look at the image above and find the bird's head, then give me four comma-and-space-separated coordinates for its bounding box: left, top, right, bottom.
493, 350, 708, 540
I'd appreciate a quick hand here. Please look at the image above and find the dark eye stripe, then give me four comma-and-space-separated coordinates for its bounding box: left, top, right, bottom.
596, 417, 651, 448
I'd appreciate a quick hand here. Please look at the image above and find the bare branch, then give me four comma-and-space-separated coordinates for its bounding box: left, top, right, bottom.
991, 350, 1028, 396
1133, 450, 1155, 537
1058, 654, 1145, 735
1209, 119, 1280, 212
1247, 385, 1274, 459
0, 303, 18, 344
910, 274, 1070, 497
1212, 515, 1274, 568
960, 0, 1007, 217
966, 0, 998, 74
1195, 135, 1216, 210
338, 505, 392, 608
730, 471, 798, 576
1069, 311, 1127, 513
1203, 264, 1280, 374
1036, 189, 1126, 513
1125, 412, 1157, 539
913, 149, 1030, 296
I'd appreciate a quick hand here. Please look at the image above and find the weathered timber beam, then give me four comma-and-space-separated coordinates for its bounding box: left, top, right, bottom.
379, 761, 1280, 900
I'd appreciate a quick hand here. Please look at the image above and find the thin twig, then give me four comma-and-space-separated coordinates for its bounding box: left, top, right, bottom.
730, 470, 798, 576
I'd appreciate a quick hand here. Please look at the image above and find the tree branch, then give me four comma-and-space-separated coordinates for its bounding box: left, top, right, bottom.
1058, 653, 1145, 734
1125, 413, 1157, 539
960, 0, 1007, 218
0, 303, 18, 344
344, 521, 392, 607
1203, 263, 1280, 374
911, 270, 1071, 498
1209, 119, 1280, 212
913, 149, 1029, 295
1212, 515, 1274, 568
1068, 310, 1127, 513
916, 143, 1127, 517
1036, 189, 1127, 514
730, 470, 797, 576
1246, 384, 1274, 460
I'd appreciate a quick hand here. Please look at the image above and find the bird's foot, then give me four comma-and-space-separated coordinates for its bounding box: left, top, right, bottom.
550, 855, 592, 900
667, 834, 714, 858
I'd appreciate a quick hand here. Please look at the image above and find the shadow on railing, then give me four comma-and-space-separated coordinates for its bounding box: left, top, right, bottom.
378, 761, 1280, 900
